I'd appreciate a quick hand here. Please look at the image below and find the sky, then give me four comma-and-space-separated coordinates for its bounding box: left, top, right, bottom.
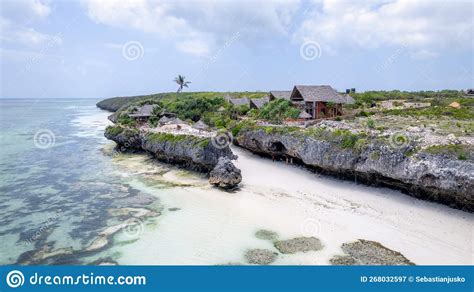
0, 0, 473, 99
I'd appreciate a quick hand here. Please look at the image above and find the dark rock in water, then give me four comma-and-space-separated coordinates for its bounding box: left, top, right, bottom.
235, 127, 474, 212
274, 237, 323, 254
209, 157, 242, 189
168, 207, 180, 211
255, 229, 278, 241
245, 249, 278, 265
329, 239, 414, 265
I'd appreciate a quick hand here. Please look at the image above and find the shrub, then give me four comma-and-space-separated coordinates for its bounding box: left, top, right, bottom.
366, 119, 375, 129
259, 99, 299, 123
116, 113, 137, 127
424, 144, 471, 160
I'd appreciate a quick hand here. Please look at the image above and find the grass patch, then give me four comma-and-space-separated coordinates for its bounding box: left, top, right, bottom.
424, 144, 471, 160
146, 132, 210, 148
105, 125, 124, 136
384, 106, 473, 120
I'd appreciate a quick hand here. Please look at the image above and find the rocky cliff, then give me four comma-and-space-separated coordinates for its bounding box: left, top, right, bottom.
235, 127, 473, 212
105, 125, 237, 173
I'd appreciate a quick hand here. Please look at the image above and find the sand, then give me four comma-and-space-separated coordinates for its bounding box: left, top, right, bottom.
103, 146, 473, 265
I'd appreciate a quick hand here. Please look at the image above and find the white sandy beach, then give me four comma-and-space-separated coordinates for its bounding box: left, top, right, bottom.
104, 145, 473, 265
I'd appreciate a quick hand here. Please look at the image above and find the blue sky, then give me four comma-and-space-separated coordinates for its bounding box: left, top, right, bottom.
1, 0, 473, 99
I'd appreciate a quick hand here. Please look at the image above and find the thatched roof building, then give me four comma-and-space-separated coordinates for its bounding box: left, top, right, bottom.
229, 97, 250, 106
129, 104, 157, 118
167, 117, 185, 125
290, 85, 349, 119
298, 110, 312, 119
269, 91, 292, 101
250, 96, 269, 109
290, 85, 348, 103
344, 94, 356, 104
192, 120, 209, 130
158, 116, 172, 125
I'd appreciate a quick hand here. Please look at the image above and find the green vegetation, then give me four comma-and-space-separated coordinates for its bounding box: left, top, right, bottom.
384, 105, 473, 120
258, 99, 299, 123
146, 132, 210, 148
105, 125, 124, 136
351, 90, 464, 106
262, 126, 300, 135
366, 119, 375, 129
231, 120, 257, 137
158, 93, 225, 122
424, 144, 472, 160
116, 113, 137, 127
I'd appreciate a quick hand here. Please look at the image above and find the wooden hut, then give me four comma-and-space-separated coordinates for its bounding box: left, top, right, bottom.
193, 120, 209, 131
290, 85, 348, 119
250, 96, 269, 109
128, 104, 157, 123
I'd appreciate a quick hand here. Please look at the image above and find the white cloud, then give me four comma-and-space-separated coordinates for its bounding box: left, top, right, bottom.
1, 0, 51, 20
0, 17, 61, 47
295, 0, 473, 58
0, 1, 60, 47
175, 39, 211, 57
81, 0, 301, 56
410, 49, 439, 60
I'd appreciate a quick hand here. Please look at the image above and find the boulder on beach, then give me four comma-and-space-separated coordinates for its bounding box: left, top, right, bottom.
245, 249, 278, 265
274, 237, 323, 254
255, 229, 278, 241
209, 157, 242, 189
329, 239, 414, 265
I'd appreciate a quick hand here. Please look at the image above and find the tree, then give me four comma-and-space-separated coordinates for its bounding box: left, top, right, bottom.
174, 75, 191, 93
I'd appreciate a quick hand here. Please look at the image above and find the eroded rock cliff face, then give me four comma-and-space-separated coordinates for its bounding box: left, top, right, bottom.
141, 132, 236, 172
105, 125, 237, 173
235, 128, 473, 212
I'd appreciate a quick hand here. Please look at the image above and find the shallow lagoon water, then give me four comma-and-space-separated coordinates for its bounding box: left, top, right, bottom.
0, 99, 472, 265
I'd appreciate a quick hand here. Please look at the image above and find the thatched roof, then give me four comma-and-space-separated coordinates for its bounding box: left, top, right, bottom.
229, 97, 250, 106
269, 91, 292, 100
129, 104, 157, 118
167, 117, 185, 125
291, 85, 347, 103
298, 110, 312, 119
158, 116, 172, 124
344, 94, 356, 104
250, 97, 269, 109
217, 106, 226, 112
159, 110, 177, 118
192, 120, 209, 130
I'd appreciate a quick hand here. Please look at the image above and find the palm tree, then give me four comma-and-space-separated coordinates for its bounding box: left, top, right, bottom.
174, 75, 191, 93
